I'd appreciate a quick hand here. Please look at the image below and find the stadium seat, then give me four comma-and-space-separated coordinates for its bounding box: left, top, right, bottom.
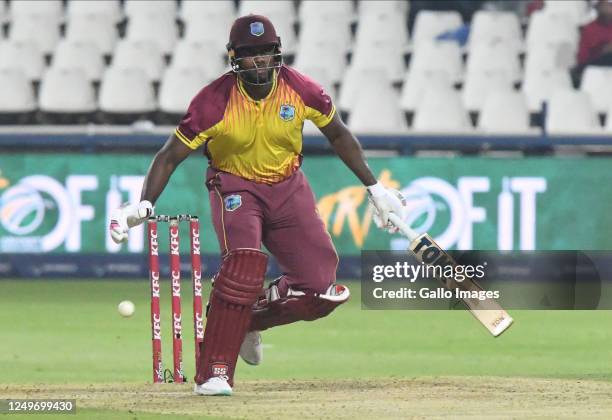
357, 0, 408, 19
346, 69, 408, 135
462, 69, 515, 112
112, 40, 165, 82
0, 1, 6, 24
9, 17, 60, 55
184, 19, 232, 55
124, 0, 177, 19
65, 15, 118, 55
523, 68, 572, 112
546, 89, 601, 135
606, 106, 612, 133
580, 67, 612, 114
298, 18, 352, 55
411, 10, 463, 49
9, 0, 63, 25
66, 0, 122, 23
52, 40, 104, 82
159, 67, 208, 115
354, 12, 409, 53
468, 11, 523, 53
299, 0, 354, 25
526, 11, 578, 52
543, 0, 590, 26
0, 40, 45, 81
524, 41, 577, 75
125, 14, 178, 54
294, 40, 347, 84
478, 90, 532, 135
239, 0, 296, 23
413, 87, 472, 133
171, 40, 228, 81
0, 67, 36, 113
180, 0, 236, 27
408, 41, 463, 84
350, 40, 405, 83
466, 42, 521, 83
39, 67, 96, 114
338, 68, 393, 112
400, 70, 453, 112
99, 66, 156, 114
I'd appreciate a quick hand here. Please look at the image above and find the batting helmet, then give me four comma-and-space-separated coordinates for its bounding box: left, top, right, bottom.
226, 14, 282, 52
226, 15, 283, 85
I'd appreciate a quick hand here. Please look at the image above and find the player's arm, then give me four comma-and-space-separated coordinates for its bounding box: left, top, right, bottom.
320, 113, 377, 186
141, 133, 194, 204
320, 113, 404, 228
109, 133, 194, 244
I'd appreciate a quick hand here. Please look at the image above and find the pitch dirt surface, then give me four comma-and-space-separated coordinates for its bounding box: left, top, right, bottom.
4, 377, 612, 419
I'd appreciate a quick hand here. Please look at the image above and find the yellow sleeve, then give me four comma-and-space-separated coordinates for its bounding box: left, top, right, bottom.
174, 127, 213, 150
305, 104, 336, 128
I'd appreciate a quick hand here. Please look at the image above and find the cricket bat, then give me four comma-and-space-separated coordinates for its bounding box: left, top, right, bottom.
388, 213, 514, 337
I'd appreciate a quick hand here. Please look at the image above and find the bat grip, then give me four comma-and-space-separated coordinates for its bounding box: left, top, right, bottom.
388, 213, 419, 241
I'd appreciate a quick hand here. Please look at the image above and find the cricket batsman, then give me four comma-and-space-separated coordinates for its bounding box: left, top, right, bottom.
109, 15, 405, 396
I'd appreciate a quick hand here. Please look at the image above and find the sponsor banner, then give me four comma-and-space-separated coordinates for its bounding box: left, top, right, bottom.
0, 254, 219, 278
0, 253, 345, 279
1, 155, 612, 256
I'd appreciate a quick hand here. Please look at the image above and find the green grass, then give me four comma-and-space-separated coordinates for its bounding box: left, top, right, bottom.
1, 279, 611, 385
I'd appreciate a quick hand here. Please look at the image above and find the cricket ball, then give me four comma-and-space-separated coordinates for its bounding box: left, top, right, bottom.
118, 300, 135, 317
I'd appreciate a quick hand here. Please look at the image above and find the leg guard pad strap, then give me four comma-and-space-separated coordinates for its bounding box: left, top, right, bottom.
250, 284, 350, 331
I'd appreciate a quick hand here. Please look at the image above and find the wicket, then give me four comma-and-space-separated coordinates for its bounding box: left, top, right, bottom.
147, 214, 204, 384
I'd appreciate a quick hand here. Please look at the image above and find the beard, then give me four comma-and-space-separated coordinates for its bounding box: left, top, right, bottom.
233, 52, 282, 85
239, 67, 276, 85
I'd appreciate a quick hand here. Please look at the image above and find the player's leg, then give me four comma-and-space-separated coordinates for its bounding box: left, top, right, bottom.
253, 170, 350, 331
207, 170, 263, 253
237, 171, 349, 365
194, 249, 267, 395
195, 170, 266, 395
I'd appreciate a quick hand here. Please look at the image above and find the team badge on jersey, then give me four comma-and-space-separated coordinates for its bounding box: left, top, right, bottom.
224, 194, 242, 211
250, 22, 264, 36
279, 104, 295, 121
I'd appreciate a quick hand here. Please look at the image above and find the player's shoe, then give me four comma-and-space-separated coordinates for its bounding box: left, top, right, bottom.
239, 330, 262, 365
193, 377, 232, 396
325, 283, 350, 300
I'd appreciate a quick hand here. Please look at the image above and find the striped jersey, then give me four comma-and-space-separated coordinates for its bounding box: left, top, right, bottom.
175, 65, 335, 184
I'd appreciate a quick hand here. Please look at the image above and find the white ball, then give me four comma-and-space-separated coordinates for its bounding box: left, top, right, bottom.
117, 300, 135, 317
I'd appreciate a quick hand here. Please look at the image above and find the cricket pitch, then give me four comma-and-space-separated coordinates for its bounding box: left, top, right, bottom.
3, 377, 612, 419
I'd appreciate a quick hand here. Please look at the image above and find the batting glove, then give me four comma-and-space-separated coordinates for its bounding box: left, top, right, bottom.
367, 183, 406, 234
109, 200, 154, 244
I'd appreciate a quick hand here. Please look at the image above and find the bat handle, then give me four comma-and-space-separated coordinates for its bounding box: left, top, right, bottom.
388, 213, 419, 241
